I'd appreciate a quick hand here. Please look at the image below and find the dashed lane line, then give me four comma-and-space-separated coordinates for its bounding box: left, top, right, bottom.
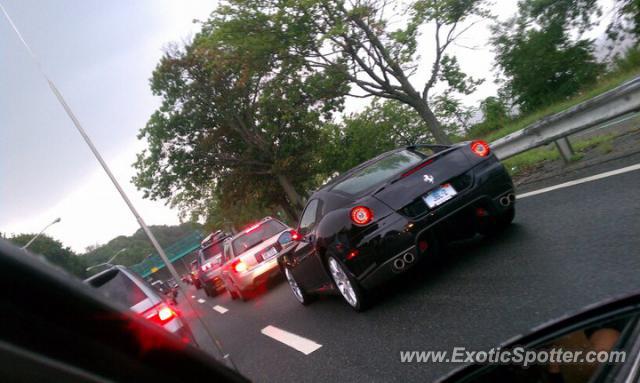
261, 325, 322, 355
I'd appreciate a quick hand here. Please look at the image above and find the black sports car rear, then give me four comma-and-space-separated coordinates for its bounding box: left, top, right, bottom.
277, 141, 515, 311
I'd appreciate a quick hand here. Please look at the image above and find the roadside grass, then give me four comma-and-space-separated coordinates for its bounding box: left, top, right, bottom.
503, 146, 559, 176
503, 133, 617, 176
479, 70, 640, 143
572, 133, 616, 152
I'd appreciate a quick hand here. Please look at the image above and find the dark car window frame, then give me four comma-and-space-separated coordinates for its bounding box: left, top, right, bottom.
86, 268, 147, 308
223, 240, 233, 261
231, 219, 287, 255
298, 199, 320, 235
199, 240, 225, 264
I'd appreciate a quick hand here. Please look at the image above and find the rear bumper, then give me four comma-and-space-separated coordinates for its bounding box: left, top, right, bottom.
164, 317, 196, 345
175, 322, 197, 346
225, 257, 281, 291
355, 157, 514, 289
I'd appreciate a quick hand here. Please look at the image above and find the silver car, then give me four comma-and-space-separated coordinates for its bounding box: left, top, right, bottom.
197, 231, 230, 297
220, 217, 290, 301
85, 265, 195, 344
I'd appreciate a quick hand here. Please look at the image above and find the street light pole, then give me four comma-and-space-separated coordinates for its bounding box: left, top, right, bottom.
106, 247, 127, 264
0, 3, 235, 369
0, 2, 180, 284
22, 217, 61, 250
86, 247, 128, 272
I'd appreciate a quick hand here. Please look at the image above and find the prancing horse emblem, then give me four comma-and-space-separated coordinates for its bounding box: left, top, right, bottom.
423, 174, 434, 183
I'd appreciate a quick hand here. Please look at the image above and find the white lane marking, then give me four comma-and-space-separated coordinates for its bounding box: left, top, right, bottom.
213, 305, 228, 314
261, 325, 322, 355
191, 295, 196, 299
197, 298, 205, 304
517, 163, 640, 199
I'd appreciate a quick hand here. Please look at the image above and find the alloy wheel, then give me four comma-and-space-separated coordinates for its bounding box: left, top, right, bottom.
285, 268, 305, 303
328, 257, 358, 308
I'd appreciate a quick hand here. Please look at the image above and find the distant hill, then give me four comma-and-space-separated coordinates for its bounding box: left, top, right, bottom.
82, 222, 204, 272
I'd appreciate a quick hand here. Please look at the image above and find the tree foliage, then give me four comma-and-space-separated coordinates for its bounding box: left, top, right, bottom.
491, 0, 603, 113
291, 0, 489, 144
133, 0, 349, 222
8, 234, 86, 278
82, 222, 204, 273
607, 0, 640, 44
317, 99, 432, 176
467, 96, 509, 137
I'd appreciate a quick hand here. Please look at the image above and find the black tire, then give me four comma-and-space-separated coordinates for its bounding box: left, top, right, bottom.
203, 284, 215, 297
326, 255, 369, 312
225, 280, 238, 300
284, 267, 314, 306
237, 287, 249, 302
499, 205, 515, 227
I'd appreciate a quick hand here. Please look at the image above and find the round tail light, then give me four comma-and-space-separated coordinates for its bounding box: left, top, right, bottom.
350, 206, 373, 225
470, 140, 490, 157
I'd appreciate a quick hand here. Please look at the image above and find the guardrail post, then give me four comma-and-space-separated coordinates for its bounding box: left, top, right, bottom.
554, 137, 574, 164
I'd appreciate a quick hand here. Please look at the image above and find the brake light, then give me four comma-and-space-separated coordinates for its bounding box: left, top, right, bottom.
142, 303, 176, 326
470, 140, 490, 157
402, 159, 434, 178
350, 206, 373, 225
346, 249, 359, 260
290, 230, 301, 241
233, 259, 248, 273
158, 306, 174, 321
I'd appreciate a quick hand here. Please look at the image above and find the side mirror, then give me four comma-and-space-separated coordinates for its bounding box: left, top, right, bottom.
278, 230, 303, 245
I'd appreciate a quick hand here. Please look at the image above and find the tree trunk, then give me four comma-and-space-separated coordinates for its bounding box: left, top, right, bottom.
412, 99, 452, 145
276, 174, 304, 217
278, 201, 300, 226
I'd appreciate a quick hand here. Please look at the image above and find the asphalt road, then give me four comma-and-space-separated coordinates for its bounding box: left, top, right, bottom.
178, 158, 640, 383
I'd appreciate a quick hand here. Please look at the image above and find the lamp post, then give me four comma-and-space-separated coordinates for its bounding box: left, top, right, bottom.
21, 217, 61, 250
85, 247, 127, 272
0, 4, 234, 368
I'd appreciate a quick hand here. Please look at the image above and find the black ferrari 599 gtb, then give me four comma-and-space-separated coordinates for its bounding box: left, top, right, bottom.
277, 140, 515, 311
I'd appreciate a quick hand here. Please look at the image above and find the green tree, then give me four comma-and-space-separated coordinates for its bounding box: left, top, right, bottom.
9, 234, 86, 278
317, 98, 432, 176
82, 222, 204, 273
607, 0, 640, 43
133, 1, 348, 222
288, 0, 488, 144
468, 96, 509, 137
492, 0, 603, 113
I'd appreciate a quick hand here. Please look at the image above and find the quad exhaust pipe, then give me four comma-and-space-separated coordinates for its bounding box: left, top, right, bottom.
499, 193, 516, 207
392, 251, 416, 272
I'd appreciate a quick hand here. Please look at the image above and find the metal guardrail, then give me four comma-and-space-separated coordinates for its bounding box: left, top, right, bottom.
490, 77, 640, 162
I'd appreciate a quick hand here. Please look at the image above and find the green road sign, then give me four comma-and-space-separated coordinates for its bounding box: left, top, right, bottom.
130, 231, 204, 277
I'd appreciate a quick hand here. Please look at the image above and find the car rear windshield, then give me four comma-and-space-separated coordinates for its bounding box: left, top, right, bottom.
88, 270, 147, 308
331, 150, 424, 195
232, 220, 286, 255
200, 241, 224, 262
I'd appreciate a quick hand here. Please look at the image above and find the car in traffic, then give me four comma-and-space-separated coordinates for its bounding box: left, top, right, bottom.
220, 217, 291, 301
197, 230, 230, 297
85, 265, 195, 344
2, 239, 248, 382
7, 238, 640, 382
278, 141, 515, 311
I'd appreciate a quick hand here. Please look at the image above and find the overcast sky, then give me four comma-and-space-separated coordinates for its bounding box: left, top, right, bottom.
1, 1, 216, 251
1, 1, 611, 252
